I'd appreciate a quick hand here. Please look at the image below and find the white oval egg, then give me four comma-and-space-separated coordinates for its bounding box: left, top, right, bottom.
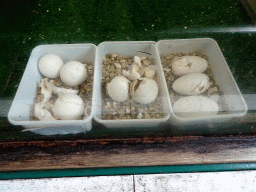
131, 78, 158, 104
173, 96, 219, 118
107, 76, 130, 102
38, 54, 64, 78
172, 73, 210, 95
172, 56, 208, 76
53, 94, 84, 120
60, 61, 87, 86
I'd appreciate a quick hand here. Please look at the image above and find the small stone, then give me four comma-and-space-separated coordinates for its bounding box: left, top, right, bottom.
116, 55, 123, 60
125, 108, 131, 114
111, 54, 118, 58
163, 68, 171, 72
109, 73, 115, 78
145, 113, 151, 119
149, 107, 155, 111
109, 65, 115, 71
137, 113, 143, 119
119, 111, 125, 117
114, 63, 122, 68
208, 87, 218, 94
112, 111, 118, 116
121, 63, 126, 68
106, 102, 111, 107
168, 62, 173, 68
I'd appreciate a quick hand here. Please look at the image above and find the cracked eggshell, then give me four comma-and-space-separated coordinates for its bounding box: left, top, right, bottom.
107, 76, 130, 102
46, 80, 79, 96
39, 78, 52, 104
53, 94, 85, 120
172, 56, 208, 76
143, 65, 156, 78
134, 56, 141, 66
131, 78, 158, 104
60, 61, 87, 86
173, 96, 219, 118
38, 54, 64, 78
34, 103, 56, 121
122, 68, 141, 81
172, 73, 210, 95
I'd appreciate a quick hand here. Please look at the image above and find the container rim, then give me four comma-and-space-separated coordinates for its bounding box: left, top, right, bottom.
156, 37, 248, 123
7, 43, 97, 128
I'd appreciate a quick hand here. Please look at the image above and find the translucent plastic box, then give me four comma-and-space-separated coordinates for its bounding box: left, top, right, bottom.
8, 44, 97, 135
156, 38, 248, 126
8, 39, 248, 134
94, 41, 171, 128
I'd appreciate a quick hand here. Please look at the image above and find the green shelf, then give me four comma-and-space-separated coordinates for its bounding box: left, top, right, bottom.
1, 0, 256, 177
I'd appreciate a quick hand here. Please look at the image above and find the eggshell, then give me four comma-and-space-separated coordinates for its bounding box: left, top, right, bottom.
172, 73, 210, 95
173, 96, 219, 118
107, 76, 130, 102
131, 78, 158, 104
53, 94, 84, 120
34, 103, 56, 121
172, 56, 208, 76
60, 61, 87, 86
38, 54, 64, 78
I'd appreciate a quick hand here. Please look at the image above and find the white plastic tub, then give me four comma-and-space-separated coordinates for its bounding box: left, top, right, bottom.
8, 43, 97, 134
157, 38, 248, 126
94, 41, 171, 128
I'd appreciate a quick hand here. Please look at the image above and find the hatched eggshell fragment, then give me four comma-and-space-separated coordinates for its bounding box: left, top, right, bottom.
39, 78, 52, 105
107, 76, 130, 102
34, 103, 56, 121
46, 81, 79, 96
143, 65, 156, 79
134, 56, 141, 66
172, 73, 210, 95
172, 56, 208, 76
173, 96, 219, 118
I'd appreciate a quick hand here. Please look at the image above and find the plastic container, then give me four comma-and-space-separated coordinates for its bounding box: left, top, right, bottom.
94, 41, 171, 128
8, 43, 97, 134
156, 38, 248, 126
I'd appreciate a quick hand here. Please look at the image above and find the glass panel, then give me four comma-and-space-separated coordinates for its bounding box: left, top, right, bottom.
1, 0, 256, 141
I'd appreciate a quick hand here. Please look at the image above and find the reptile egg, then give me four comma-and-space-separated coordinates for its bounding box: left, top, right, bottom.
172, 56, 208, 76
53, 94, 84, 120
38, 54, 64, 78
60, 61, 87, 86
172, 73, 210, 95
173, 96, 219, 118
107, 76, 130, 102
131, 78, 158, 104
